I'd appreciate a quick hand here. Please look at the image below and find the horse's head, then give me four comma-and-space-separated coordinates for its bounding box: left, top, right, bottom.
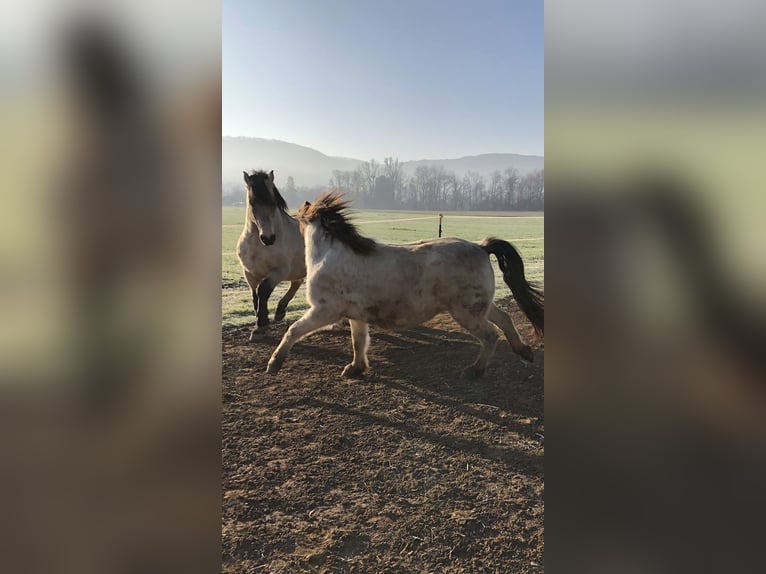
243, 169, 287, 246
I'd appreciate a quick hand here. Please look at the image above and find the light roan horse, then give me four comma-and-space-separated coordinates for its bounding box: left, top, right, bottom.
237, 170, 305, 340
266, 191, 544, 377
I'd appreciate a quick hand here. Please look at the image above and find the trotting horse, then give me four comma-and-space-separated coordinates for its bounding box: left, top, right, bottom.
237, 170, 305, 340
266, 191, 544, 377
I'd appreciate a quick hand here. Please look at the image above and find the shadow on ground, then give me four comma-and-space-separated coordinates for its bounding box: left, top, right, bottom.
223, 300, 544, 573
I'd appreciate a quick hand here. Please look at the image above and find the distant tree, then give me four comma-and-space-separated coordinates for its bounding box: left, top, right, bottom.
503, 168, 520, 209
382, 157, 406, 205
313, 159, 542, 211
402, 177, 418, 208
528, 168, 544, 209
445, 172, 461, 210
359, 159, 380, 200
488, 171, 503, 209
517, 169, 544, 210
434, 166, 450, 209
278, 175, 297, 204
350, 169, 363, 199
370, 175, 395, 209
462, 171, 485, 210
329, 170, 344, 190
412, 165, 431, 207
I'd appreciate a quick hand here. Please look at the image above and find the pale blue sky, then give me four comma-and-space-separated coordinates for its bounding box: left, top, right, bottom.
223, 0, 543, 161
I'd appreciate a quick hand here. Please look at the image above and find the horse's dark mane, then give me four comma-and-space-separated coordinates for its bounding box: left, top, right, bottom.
298, 191, 376, 255
246, 169, 288, 212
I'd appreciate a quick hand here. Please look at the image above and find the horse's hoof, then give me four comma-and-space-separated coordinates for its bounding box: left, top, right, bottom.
517, 345, 534, 363
249, 329, 268, 342
273, 310, 286, 322
265, 361, 281, 375
463, 365, 486, 379
341, 363, 367, 378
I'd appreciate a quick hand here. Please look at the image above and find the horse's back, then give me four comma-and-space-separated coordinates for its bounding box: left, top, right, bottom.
312, 236, 494, 329
394, 237, 493, 282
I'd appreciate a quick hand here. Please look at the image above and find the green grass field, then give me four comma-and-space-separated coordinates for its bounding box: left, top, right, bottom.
223, 206, 544, 326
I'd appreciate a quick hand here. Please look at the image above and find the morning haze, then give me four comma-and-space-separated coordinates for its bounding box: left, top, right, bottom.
222, 137, 544, 211
223, 0, 543, 210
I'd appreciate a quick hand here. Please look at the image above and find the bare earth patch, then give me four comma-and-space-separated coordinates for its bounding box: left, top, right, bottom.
223, 299, 544, 573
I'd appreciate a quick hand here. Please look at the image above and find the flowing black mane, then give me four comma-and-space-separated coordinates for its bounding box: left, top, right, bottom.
298, 191, 376, 255
245, 169, 288, 212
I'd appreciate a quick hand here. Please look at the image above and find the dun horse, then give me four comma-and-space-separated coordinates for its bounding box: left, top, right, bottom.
237, 170, 305, 340
266, 192, 544, 377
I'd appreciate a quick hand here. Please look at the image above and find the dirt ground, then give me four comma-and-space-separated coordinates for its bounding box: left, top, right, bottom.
222, 298, 544, 573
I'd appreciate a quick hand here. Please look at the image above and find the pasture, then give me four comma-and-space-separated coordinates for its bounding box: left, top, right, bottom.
222, 205, 545, 572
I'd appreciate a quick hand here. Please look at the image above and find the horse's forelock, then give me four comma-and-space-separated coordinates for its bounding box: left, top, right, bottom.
246, 170, 288, 212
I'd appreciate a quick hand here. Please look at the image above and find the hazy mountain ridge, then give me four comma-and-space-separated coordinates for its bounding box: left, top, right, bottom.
223, 137, 362, 187
223, 136, 543, 188
402, 153, 544, 180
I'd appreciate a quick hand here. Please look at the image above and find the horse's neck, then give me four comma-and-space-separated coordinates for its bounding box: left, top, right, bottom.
275, 210, 300, 240
277, 209, 295, 229
305, 224, 334, 265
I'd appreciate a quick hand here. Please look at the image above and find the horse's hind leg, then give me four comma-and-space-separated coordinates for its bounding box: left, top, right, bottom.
274, 280, 302, 322
449, 307, 499, 378
488, 304, 534, 362
342, 320, 370, 378
266, 307, 339, 374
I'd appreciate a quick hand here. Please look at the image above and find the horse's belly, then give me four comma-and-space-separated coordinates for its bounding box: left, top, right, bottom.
356, 300, 439, 330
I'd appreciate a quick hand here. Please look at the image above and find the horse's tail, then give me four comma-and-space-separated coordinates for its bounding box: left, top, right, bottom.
481, 237, 544, 335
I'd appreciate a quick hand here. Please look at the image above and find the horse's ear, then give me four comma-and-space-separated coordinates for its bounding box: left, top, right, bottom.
298, 200, 314, 218
243, 171, 249, 183
268, 170, 275, 183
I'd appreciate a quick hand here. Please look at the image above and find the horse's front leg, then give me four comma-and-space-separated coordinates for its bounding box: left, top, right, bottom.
243, 269, 261, 318
342, 320, 370, 378
266, 307, 338, 374
254, 277, 276, 330
248, 277, 277, 341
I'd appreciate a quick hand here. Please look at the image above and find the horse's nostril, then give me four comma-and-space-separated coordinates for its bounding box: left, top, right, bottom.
260, 234, 276, 246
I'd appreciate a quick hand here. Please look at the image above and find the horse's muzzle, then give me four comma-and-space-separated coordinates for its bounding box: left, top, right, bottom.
260, 234, 276, 246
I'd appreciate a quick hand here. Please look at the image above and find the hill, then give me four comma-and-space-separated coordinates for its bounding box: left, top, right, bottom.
222, 137, 543, 188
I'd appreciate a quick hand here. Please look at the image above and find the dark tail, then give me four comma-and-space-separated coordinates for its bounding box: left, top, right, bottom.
481, 237, 544, 335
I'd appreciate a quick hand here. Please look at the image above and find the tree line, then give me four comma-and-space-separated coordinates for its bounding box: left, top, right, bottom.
222, 157, 543, 211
